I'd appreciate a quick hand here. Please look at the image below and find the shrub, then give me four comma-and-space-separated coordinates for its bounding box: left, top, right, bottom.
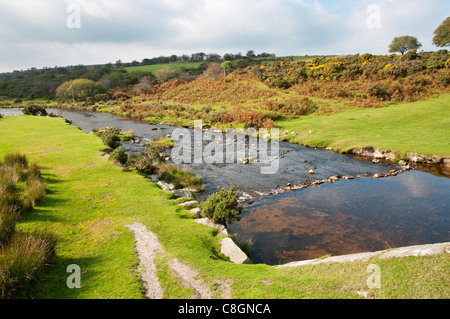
132, 153, 158, 175
156, 163, 203, 191
109, 147, 128, 165
119, 129, 135, 141
145, 138, 175, 153
366, 83, 390, 100
22, 105, 47, 116
200, 185, 242, 227
94, 127, 121, 149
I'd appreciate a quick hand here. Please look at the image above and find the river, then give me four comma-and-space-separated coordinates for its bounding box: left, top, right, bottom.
2, 107, 449, 265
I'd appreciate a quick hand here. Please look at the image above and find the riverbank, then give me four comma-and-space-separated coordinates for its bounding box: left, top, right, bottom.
2, 93, 449, 170
1, 114, 449, 299
276, 94, 450, 167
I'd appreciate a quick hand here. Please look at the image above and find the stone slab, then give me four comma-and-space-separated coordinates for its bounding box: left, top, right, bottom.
377, 242, 450, 260
220, 237, 250, 264
178, 200, 198, 207
277, 242, 450, 268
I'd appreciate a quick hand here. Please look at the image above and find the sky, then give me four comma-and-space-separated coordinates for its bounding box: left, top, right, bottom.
0, 0, 449, 73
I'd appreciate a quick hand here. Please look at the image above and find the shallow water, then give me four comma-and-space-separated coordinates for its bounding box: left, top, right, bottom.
229, 170, 450, 265
3, 107, 449, 265
1, 108, 400, 200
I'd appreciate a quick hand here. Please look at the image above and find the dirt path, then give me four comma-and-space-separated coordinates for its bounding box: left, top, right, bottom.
126, 222, 216, 299
126, 222, 164, 299
168, 258, 213, 299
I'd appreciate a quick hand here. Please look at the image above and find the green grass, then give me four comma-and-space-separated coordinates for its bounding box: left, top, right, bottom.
276, 94, 450, 158
124, 62, 204, 74
0, 115, 448, 299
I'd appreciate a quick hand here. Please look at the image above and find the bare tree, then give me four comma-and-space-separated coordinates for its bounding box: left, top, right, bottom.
133, 76, 154, 95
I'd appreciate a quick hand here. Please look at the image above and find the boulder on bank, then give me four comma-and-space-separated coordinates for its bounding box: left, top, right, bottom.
190, 207, 201, 218
157, 181, 175, 191
220, 238, 250, 264
172, 189, 192, 198
443, 158, 450, 169
195, 218, 228, 235
178, 200, 198, 207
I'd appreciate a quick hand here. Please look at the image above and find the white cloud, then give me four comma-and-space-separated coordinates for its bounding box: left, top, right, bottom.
67, 0, 111, 20
0, 0, 449, 72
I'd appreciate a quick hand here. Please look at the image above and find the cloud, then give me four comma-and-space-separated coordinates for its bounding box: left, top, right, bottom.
0, 0, 449, 72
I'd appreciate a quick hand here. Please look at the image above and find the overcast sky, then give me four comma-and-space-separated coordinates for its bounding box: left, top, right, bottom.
0, 0, 448, 73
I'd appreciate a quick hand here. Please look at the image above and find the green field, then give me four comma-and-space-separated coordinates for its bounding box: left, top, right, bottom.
125, 62, 204, 73
0, 114, 449, 299
123, 56, 317, 74
277, 94, 450, 159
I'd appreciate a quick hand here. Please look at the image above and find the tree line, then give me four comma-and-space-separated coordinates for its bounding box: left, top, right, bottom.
0, 50, 275, 100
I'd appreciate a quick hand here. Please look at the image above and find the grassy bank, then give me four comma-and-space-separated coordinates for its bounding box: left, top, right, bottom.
0, 115, 448, 299
277, 94, 450, 159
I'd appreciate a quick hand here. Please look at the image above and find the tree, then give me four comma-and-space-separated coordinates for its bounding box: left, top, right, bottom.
133, 76, 154, 95
246, 50, 256, 58
221, 61, 232, 80
389, 36, 422, 55
202, 63, 223, 81
169, 54, 178, 63
155, 67, 180, 83
433, 16, 450, 47
55, 79, 105, 102
223, 53, 234, 61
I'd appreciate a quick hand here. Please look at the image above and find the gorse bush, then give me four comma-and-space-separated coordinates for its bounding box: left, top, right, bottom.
109, 146, 128, 165
254, 51, 450, 89
200, 185, 242, 227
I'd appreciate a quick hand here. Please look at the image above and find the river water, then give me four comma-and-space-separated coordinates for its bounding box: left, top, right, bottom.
2, 108, 449, 265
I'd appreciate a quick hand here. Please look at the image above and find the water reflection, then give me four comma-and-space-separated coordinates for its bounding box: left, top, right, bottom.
229, 170, 450, 265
